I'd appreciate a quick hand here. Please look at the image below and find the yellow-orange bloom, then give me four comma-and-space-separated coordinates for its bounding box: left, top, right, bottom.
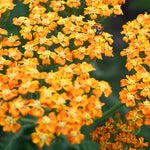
0, 114, 21, 133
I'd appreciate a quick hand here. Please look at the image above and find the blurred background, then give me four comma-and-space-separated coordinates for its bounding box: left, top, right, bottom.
0, 0, 150, 149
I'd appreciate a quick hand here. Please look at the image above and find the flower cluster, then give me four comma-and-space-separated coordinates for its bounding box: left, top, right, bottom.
84, 0, 125, 19
90, 113, 148, 150
119, 13, 150, 126
0, 0, 125, 148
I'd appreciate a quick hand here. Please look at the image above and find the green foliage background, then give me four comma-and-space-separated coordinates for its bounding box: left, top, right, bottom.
0, 0, 150, 149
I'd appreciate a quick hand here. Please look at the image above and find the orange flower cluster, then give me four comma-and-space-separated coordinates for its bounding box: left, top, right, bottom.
119, 13, 150, 126
0, 0, 124, 148
90, 113, 148, 150
84, 0, 125, 19
13, 9, 114, 65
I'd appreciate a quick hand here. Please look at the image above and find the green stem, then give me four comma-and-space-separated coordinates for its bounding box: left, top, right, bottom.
0, 10, 10, 28
19, 117, 37, 124
81, 102, 125, 133
93, 103, 125, 123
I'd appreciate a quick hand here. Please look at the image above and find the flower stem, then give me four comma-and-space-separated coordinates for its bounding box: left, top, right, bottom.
81, 102, 125, 133
93, 102, 125, 123
0, 10, 10, 28
19, 117, 37, 124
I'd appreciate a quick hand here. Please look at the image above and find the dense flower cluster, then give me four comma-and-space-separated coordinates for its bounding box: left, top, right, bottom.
119, 13, 150, 126
90, 113, 148, 150
84, 0, 125, 19
0, 0, 125, 148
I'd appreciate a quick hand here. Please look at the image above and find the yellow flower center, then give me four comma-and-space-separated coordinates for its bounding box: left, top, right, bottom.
43, 50, 51, 58
8, 72, 17, 80
78, 47, 86, 53
99, 83, 106, 92
143, 100, 150, 108
58, 121, 66, 128
39, 133, 49, 143
42, 116, 51, 124
43, 89, 53, 98
95, 101, 102, 110
73, 96, 82, 102
58, 51, 66, 58
47, 72, 55, 79
127, 93, 134, 100
83, 112, 91, 120
58, 33, 65, 41
8, 36, 16, 43
33, 13, 41, 19
143, 87, 150, 92
60, 79, 67, 87
68, 109, 77, 118
24, 45, 34, 51
24, 27, 31, 33
14, 101, 24, 109
132, 112, 139, 121
131, 59, 137, 66
2, 89, 11, 96
22, 81, 31, 89
33, 100, 41, 109
141, 72, 149, 78
64, 66, 73, 73
70, 130, 78, 137
127, 78, 135, 85
55, 97, 66, 105
0, 57, 6, 64
5, 116, 16, 125
9, 50, 17, 57
39, 37, 47, 45
86, 79, 92, 86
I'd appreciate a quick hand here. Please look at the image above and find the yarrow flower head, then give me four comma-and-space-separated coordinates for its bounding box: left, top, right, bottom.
90, 113, 148, 150
120, 13, 150, 131
0, 0, 127, 149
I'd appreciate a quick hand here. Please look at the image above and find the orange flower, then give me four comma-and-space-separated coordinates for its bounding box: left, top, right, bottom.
138, 99, 150, 115
66, 0, 81, 8
134, 137, 149, 148
38, 86, 56, 108
51, 32, 70, 47
0, 114, 21, 133
0, 88, 18, 101
31, 126, 55, 148
120, 74, 140, 91
119, 88, 141, 107
72, 46, 87, 60
93, 81, 112, 98
20, 25, 33, 40
6, 48, 23, 60
66, 130, 84, 145
51, 46, 72, 65
2, 34, 21, 47
70, 32, 88, 46
35, 112, 57, 133
8, 96, 30, 117
126, 108, 144, 128
50, 0, 66, 12
18, 80, 39, 95
56, 111, 71, 136
28, 100, 44, 117
125, 57, 143, 71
